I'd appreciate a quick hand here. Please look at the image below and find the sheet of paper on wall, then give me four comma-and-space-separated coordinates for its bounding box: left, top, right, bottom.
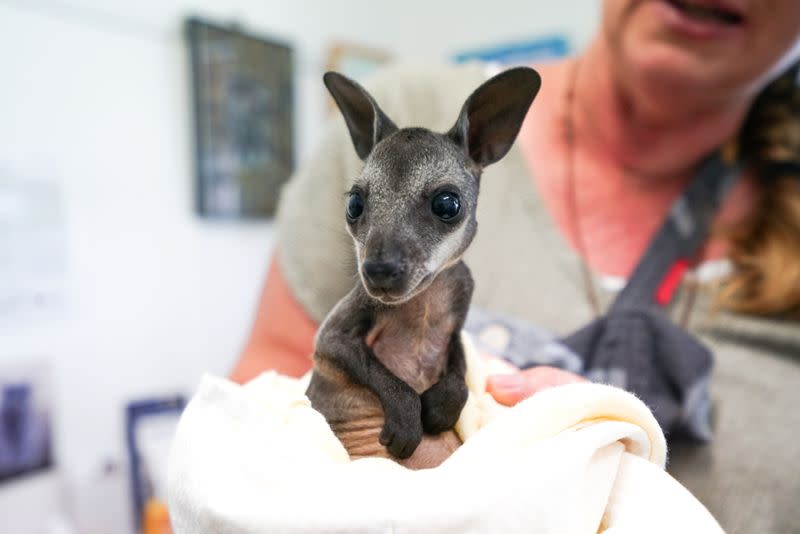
0, 179, 68, 329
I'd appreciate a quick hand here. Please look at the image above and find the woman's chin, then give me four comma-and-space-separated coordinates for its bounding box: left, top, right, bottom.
616, 39, 739, 105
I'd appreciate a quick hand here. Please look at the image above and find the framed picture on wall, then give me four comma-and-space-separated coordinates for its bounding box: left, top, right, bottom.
0, 361, 53, 484
186, 18, 294, 218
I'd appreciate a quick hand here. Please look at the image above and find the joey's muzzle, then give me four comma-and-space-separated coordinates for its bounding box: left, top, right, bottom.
361, 260, 407, 293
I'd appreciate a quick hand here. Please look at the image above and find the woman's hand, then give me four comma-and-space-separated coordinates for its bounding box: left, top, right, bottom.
485, 365, 586, 406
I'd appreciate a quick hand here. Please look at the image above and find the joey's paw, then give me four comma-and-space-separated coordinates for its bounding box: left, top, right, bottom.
379, 396, 422, 459
421, 375, 468, 435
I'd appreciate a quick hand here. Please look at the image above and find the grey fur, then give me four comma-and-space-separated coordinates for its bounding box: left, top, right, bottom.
306, 67, 541, 467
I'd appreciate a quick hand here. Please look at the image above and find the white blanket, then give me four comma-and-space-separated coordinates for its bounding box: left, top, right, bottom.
167, 337, 723, 533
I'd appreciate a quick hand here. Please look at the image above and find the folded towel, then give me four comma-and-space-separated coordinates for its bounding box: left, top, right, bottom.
167, 335, 722, 533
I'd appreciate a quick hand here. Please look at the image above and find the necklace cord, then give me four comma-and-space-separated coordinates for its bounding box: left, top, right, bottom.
563, 58, 602, 317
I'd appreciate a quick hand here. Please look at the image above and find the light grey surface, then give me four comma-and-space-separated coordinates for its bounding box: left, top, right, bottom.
276, 62, 800, 533
669, 334, 800, 534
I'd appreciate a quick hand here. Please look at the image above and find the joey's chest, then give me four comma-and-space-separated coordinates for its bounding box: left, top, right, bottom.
366, 284, 459, 394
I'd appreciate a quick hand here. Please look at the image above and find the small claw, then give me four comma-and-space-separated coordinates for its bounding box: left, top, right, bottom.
394, 440, 413, 459
379, 426, 393, 447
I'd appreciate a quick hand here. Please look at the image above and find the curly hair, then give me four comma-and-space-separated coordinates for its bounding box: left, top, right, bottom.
718, 61, 800, 317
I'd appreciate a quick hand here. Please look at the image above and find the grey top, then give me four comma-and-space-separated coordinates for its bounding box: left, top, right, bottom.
276, 62, 800, 533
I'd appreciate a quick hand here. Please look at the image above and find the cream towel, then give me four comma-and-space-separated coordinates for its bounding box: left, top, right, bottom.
167, 335, 722, 533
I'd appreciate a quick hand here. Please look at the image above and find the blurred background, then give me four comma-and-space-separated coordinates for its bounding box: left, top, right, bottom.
0, 0, 598, 532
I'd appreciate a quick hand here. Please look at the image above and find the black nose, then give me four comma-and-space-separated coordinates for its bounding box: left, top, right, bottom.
362, 261, 404, 288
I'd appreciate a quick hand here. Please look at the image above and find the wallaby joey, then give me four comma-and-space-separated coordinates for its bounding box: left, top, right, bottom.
306, 67, 541, 469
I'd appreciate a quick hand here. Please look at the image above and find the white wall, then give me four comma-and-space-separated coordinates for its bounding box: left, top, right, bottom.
0, 0, 599, 485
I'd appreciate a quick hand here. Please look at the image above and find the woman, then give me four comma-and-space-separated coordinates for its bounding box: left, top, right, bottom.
233, 1, 800, 531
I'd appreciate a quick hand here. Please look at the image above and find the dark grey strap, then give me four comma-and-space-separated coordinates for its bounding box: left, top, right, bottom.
555, 151, 742, 441
612, 152, 742, 311
472, 150, 743, 440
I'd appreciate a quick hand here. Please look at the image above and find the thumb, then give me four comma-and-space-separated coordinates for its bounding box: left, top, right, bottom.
486, 367, 586, 406
485, 373, 533, 406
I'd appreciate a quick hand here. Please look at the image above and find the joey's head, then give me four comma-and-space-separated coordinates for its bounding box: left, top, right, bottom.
324, 67, 540, 304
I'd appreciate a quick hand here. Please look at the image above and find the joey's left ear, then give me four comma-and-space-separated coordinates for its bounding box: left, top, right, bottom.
324, 71, 398, 161
448, 67, 541, 168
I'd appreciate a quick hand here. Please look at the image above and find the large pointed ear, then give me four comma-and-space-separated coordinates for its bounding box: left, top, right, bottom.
323, 72, 398, 160
448, 67, 541, 168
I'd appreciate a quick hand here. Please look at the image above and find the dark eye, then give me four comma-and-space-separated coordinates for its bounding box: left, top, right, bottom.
431, 192, 460, 221
346, 192, 364, 220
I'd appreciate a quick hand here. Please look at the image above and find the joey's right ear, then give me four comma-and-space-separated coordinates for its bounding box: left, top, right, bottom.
324, 72, 398, 160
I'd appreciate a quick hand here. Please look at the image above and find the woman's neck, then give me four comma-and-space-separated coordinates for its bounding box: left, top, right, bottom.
518, 44, 760, 277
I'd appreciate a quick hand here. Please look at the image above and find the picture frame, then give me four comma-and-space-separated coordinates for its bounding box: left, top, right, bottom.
453, 34, 570, 66
125, 395, 186, 530
325, 41, 391, 113
186, 18, 294, 218
0, 360, 53, 485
